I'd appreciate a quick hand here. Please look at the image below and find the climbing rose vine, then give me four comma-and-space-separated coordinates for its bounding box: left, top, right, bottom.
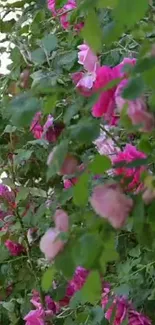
0, 0, 155, 324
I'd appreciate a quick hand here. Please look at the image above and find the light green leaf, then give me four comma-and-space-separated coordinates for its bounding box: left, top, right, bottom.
114, 0, 148, 28
14, 150, 33, 165
43, 95, 57, 114
16, 188, 29, 203
73, 173, 89, 206
41, 267, 55, 292
3, 125, 17, 134
89, 155, 112, 174
82, 9, 102, 53
81, 270, 101, 304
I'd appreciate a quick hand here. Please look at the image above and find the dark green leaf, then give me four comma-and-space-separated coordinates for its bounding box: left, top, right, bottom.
114, 0, 148, 28
122, 77, 145, 100
70, 118, 100, 144
8, 93, 40, 127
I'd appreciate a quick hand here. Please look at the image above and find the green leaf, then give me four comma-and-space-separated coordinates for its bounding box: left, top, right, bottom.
89, 154, 112, 174
47, 140, 68, 179
70, 118, 100, 144
40, 34, 57, 54
97, 0, 117, 8
114, 0, 148, 28
134, 57, 155, 73
8, 93, 40, 127
16, 188, 29, 203
14, 150, 33, 165
73, 173, 89, 206
82, 9, 102, 53
91, 306, 104, 325
31, 48, 46, 65
58, 51, 77, 68
73, 233, 103, 268
63, 103, 79, 125
100, 234, 119, 272
55, 243, 75, 279
43, 95, 57, 114
3, 125, 17, 134
122, 77, 145, 100
41, 267, 55, 292
81, 270, 101, 304
138, 138, 152, 154
114, 284, 130, 297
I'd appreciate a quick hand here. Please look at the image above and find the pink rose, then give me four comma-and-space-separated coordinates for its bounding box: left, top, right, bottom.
90, 183, 133, 228
54, 209, 69, 232
30, 112, 43, 139
77, 43, 99, 73
40, 228, 66, 260
115, 79, 154, 132
71, 72, 94, 96
113, 144, 147, 191
5, 240, 25, 256
24, 309, 45, 325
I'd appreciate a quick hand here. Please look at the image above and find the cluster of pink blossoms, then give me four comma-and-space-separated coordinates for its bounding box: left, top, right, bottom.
73, 44, 154, 131
47, 0, 83, 30
24, 267, 151, 325
30, 113, 64, 143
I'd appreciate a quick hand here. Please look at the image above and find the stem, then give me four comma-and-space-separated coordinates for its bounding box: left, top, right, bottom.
100, 125, 123, 151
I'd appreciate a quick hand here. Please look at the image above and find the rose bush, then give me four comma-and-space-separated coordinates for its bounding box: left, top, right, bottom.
0, 0, 155, 324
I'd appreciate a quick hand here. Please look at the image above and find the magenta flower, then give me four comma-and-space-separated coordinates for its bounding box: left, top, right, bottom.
5, 240, 25, 256
113, 144, 147, 191
30, 112, 43, 140
90, 183, 133, 228
92, 66, 118, 121
24, 309, 45, 325
128, 309, 151, 325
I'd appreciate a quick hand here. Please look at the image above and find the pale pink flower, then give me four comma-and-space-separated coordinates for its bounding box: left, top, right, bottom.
59, 154, 78, 175
115, 79, 154, 132
142, 188, 155, 205
43, 115, 54, 131
90, 183, 133, 228
93, 130, 120, 159
71, 72, 94, 96
77, 43, 99, 72
47, 0, 56, 15
113, 144, 147, 191
40, 228, 66, 260
115, 57, 136, 78
59, 0, 76, 29
5, 240, 25, 256
54, 209, 69, 232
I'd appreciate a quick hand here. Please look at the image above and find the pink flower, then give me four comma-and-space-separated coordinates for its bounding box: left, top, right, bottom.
30, 112, 43, 139
47, 150, 78, 175
47, 0, 56, 15
115, 79, 154, 132
5, 240, 25, 256
128, 309, 151, 325
92, 66, 118, 120
60, 266, 89, 305
115, 57, 136, 78
54, 209, 69, 232
113, 144, 147, 191
90, 183, 133, 228
104, 296, 129, 325
40, 228, 66, 260
71, 72, 94, 96
31, 113, 64, 142
24, 308, 45, 325
0, 184, 15, 203
77, 43, 99, 72
93, 132, 120, 159
59, 0, 76, 29
63, 178, 77, 189
43, 115, 54, 131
